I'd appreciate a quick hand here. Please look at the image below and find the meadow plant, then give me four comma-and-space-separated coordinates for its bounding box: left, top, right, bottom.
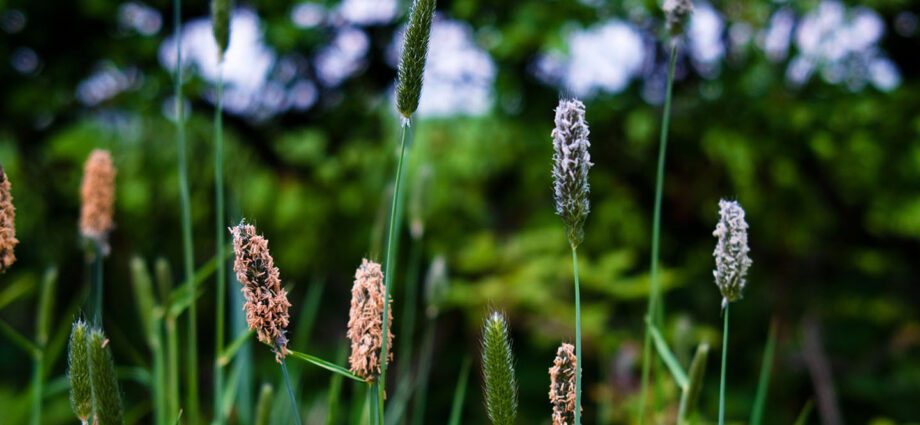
480, 312, 518, 425
68, 320, 93, 424
347, 259, 393, 382
80, 149, 116, 323
549, 343, 579, 425
68, 320, 125, 425
551, 98, 591, 425
712, 199, 752, 425
638, 1, 693, 420
0, 165, 17, 273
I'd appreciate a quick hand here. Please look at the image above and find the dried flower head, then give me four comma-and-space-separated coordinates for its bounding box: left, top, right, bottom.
346, 259, 393, 382
395, 0, 436, 122
0, 166, 17, 273
230, 221, 292, 362
712, 199, 752, 307
662, 0, 693, 36
80, 149, 116, 254
549, 342, 579, 425
211, 0, 232, 61
551, 99, 593, 248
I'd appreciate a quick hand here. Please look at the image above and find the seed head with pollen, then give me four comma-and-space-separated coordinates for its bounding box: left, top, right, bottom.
80, 149, 116, 254
549, 342, 579, 425
663, 0, 694, 36
230, 221, 292, 362
551, 99, 593, 248
346, 259, 393, 382
0, 166, 17, 273
712, 199, 752, 308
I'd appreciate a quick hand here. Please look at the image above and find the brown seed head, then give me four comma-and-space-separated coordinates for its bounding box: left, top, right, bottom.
79, 150, 116, 253
346, 259, 393, 382
0, 166, 17, 273
549, 342, 579, 425
230, 221, 292, 363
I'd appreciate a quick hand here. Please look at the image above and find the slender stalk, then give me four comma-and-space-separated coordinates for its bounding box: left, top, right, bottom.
166, 312, 179, 421
719, 304, 730, 425
32, 269, 55, 425
638, 41, 679, 424
93, 243, 103, 325
447, 357, 471, 425
369, 383, 380, 425
410, 323, 435, 425
397, 236, 422, 379
173, 0, 198, 420
213, 60, 227, 425
379, 122, 410, 418
750, 322, 777, 425
571, 247, 583, 425
279, 357, 303, 425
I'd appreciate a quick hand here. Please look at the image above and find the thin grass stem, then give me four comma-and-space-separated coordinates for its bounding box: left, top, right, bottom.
279, 357, 303, 425
93, 243, 103, 325
571, 247, 584, 425
379, 121, 410, 419
638, 41, 679, 424
213, 60, 227, 425
369, 382, 380, 425
447, 357, 471, 425
31, 268, 55, 425
719, 303, 730, 425
750, 321, 777, 425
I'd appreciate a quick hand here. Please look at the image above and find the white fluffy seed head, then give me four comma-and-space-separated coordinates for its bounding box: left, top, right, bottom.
551, 99, 592, 248
712, 199, 752, 307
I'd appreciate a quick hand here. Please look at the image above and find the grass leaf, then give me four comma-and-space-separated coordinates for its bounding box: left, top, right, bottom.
750, 321, 777, 425
647, 319, 688, 389
287, 349, 363, 382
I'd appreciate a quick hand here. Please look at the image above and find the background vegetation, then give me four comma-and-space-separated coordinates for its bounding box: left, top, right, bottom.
1, 0, 919, 423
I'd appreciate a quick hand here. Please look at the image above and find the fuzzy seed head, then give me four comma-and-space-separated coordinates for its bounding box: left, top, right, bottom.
211, 0, 232, 60
346, 259, 393, 382
481, 311, 518, 425
0, 166, 17, 273
230, 221, 292, 362
552, 99, 593, 248
549, 343, 579, 425
712, 199, 752, 306
89, 328, 124, 425
68, 320, 93, 422
395, 0, 436, 120
663, 0, 693, 36
80, 149, 116, 254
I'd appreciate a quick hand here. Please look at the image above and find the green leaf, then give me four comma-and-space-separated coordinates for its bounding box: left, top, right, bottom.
647, 319, 688, 389
447, 357, 472, 425
750, 321, 777, 425
0, 317, 38, 357
286, 350, 363, 382
218, 328, 256, 366
793, 399, 814, 425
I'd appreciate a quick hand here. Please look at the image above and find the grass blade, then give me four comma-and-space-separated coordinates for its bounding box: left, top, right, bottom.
0, 276, 35, 312
254, 384, 274, 425
287, 350, 364, 382
326, 345, 347, 425
647, 319, 688, 389
750, 321, 777, 425
793, 399, 814, 425
31, 267, 56, 425
677, 343, 709, 424
218, 329, 256, 366
0, 317, 38, 356
447, 356, 472, 425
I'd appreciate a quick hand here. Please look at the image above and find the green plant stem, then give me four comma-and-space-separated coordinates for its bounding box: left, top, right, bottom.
173, 0, 198, 420
638, 41, 679, 425
571, 246, 583, 425
398, 236, 422, 379
166, 313, 179, 421
410, 323, 435, 425
719, 303, 730, 425
369, 383, 380, 425
280, 357, 303, 425
31, 269, 55, 425
93, 244, 103, 325
447, 357, 471, 425
750, 321, 777, 425
379, 121, 410, 419
213, 61, 227, 425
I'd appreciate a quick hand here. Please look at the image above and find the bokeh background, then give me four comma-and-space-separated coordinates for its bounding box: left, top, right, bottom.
1, 0, 919, 423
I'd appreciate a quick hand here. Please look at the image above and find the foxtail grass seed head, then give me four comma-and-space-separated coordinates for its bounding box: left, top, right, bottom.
89, 328, 125, 425
0, 166, 17, 273
551, 99, 593, 248
481, 311, 518, 425
211, 0, 232, 61
663, 0, 693, 36
424, 255, 448, 318
68, 320, 92, 423
549, 342, 579, 425
712, 199, 752, 308
80, 149, 116, 254
346, 259, 393, 382
395, 0, 436, 122
230, 221, 292, 362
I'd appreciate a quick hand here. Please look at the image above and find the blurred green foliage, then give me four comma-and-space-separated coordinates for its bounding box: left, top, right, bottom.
1, 0, 920, 423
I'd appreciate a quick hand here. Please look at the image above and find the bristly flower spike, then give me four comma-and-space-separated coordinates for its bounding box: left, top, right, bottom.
549, 343, 579, 425
395, 0, 437, 124
662, 0, 694, 37
80, 149, 116, 255
0, 165, 17, 273
481, 311, 518, 425
68, 320, 92, 424
712, 199, 752, 308
230, 220, 292, 362
346, 259, 393, 382
89, 328, 125, 425
211, 0, 232, 61
552, 99, 593, 248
